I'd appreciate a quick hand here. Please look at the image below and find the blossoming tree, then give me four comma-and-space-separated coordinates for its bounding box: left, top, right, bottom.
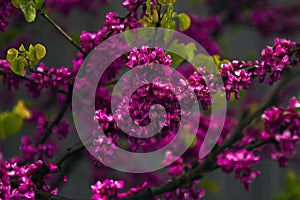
1, 0, 300, 199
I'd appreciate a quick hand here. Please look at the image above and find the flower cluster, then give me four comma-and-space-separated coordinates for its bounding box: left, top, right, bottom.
262, 97, 300, 167
91, 179, 124, 200
0, 159, 58, 199
187, 67, 216, 109
91, 179, 148, 200
217, 149, 261, 190
123, 0, 144, 11
0, 59, 23, 90
92, 135, 117, 165
80, 8, 141, 53
220, 60, 252, 100
94, 109, 117, 132
163, 180, 205, 200
162, 151, 184, 177
0, 0, 14, 32
21, 137, 56, 161
255, 38, 296, 84
53, 120, 70, 139
215, 38, 297, 100
25, 63, 72, 97
126, 46, 172, 69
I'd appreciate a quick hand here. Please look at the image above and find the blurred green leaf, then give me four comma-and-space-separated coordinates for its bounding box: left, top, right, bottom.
11, 0, 20, 8
13, 100, 31, 119
0, 112, 23, 140
177, 13, 191, 31
195, 179, 219, 194
277, 170, 300, 200
35, 0, 44, 9
146, 0, 151, 15
0, 100, 31, 140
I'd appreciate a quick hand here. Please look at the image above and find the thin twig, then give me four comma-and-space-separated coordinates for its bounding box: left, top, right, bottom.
39, 84, 73, 144
39, 11, 87, 57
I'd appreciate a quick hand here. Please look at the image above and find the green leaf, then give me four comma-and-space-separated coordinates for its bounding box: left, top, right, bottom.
198, 179, 219, 193
35, 0, 44, 9
177, 13, 191, 31
11, 0, 20, 8
10, 57, 25, 76
28, 44, 46, 68
0, 112, 23, 140
146, 0, 151, 15
124, 30, 135, 46
185, 43, 196, 61
19, 44, 26, 52
158, 0, 177, 6
19, 0, 37, 22
13, 100, 31, 119
6, 48, 18, 63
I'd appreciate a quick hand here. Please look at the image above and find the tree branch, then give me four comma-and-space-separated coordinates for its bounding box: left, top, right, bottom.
118, 69, 297, 200
39, 84, 73, 144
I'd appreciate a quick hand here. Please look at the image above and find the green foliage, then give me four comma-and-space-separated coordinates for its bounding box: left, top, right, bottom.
139, 0, 191, 31
277, 170, 300, 200
0, 100, 31, 140
176, 13, 191, 31
6, 44, 46, 76
11, 0, 44, 23
158, 0, 177, 6
166, 39, 196, 68
195, 179, 219, 194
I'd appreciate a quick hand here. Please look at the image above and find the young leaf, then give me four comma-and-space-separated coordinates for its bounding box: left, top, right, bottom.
18, 0, 37, 23
146, 0, 152, 15
177, 13, 191, 31
185, 43, 196, 61
35, 0, 44, 9
19, 44, 26, 52
34, 44, 46, 60
124, 30, 135, 46
11, 0, 20, 8
10, 57, 25, 76
13, 100, 31, 119
0, 112, 23, 140
6, 48, 18, 63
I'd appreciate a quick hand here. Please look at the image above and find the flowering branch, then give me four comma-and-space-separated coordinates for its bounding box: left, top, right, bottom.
118, 67, 299, 200
0, 68, 68, 94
